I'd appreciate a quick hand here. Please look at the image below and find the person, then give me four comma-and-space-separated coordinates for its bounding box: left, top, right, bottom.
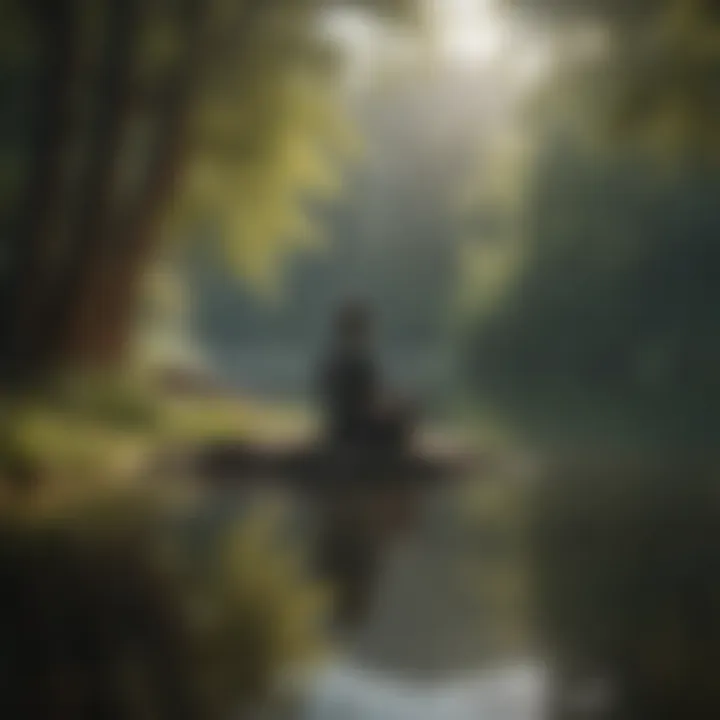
319, 302, 416, 453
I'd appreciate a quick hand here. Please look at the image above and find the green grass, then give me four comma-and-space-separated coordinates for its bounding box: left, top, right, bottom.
0, 376, 329, 717
0, 372, 313, 512
162, 396, 315, 444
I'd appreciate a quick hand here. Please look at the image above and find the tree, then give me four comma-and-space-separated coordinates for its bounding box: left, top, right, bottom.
460, 0, 720, 449
189, 68, 491, 365
465, 131, 720, 450
0, 0, 412, 385
509, 0, 720, 155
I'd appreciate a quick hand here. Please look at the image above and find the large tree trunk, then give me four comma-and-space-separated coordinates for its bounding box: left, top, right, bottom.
10, 0, 266, 376
58, 0, 265, 371
0, 0, 81, 386
54, 0, 211, 371
36, 0, 142, 375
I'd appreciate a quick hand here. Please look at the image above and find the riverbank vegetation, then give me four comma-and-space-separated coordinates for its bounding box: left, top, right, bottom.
0, 0, 717, 717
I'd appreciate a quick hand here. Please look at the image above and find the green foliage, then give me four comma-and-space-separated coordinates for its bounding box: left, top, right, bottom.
0, 366, 316, 498
509, 0, 720, 156
48, 374, 163, 430
465, 131, 720, 451
174, 0, 361, 289
189, 68, 487, 369
0, 0, 421, 379
147, 0, 422, 293
0, 395, 159, 497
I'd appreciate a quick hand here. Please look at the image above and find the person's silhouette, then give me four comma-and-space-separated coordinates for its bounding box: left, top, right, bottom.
319, 302, 416, 453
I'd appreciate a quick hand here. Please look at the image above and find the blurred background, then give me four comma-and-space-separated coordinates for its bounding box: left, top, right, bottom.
0, 0, 718, 718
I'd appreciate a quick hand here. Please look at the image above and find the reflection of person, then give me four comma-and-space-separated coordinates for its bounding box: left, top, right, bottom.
319, 302, 416, 453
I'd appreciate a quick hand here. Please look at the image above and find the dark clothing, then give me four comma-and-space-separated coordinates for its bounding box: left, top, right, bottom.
321, 349, 378, 446
320, 347, 416, 452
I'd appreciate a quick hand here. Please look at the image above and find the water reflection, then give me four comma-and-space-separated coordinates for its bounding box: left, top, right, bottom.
302, 660, 545, 720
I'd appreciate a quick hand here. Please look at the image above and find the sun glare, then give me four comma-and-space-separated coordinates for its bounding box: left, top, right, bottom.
430, 0, 508, 67
321, 0, 552, 93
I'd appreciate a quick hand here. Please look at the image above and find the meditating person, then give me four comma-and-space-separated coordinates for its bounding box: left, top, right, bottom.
319, 302, 416, 453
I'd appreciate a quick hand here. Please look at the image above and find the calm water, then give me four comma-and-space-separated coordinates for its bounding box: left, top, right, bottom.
300, 660, 546, 720
296, 479, 546, 720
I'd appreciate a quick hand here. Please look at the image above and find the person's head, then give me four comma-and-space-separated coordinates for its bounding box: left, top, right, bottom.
333, 301, 373, 349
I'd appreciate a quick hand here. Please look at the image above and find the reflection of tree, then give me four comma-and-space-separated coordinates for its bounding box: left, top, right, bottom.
532, 460, 720, 719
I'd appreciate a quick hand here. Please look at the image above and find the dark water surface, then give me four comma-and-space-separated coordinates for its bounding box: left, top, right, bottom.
296, 477, 545, 720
